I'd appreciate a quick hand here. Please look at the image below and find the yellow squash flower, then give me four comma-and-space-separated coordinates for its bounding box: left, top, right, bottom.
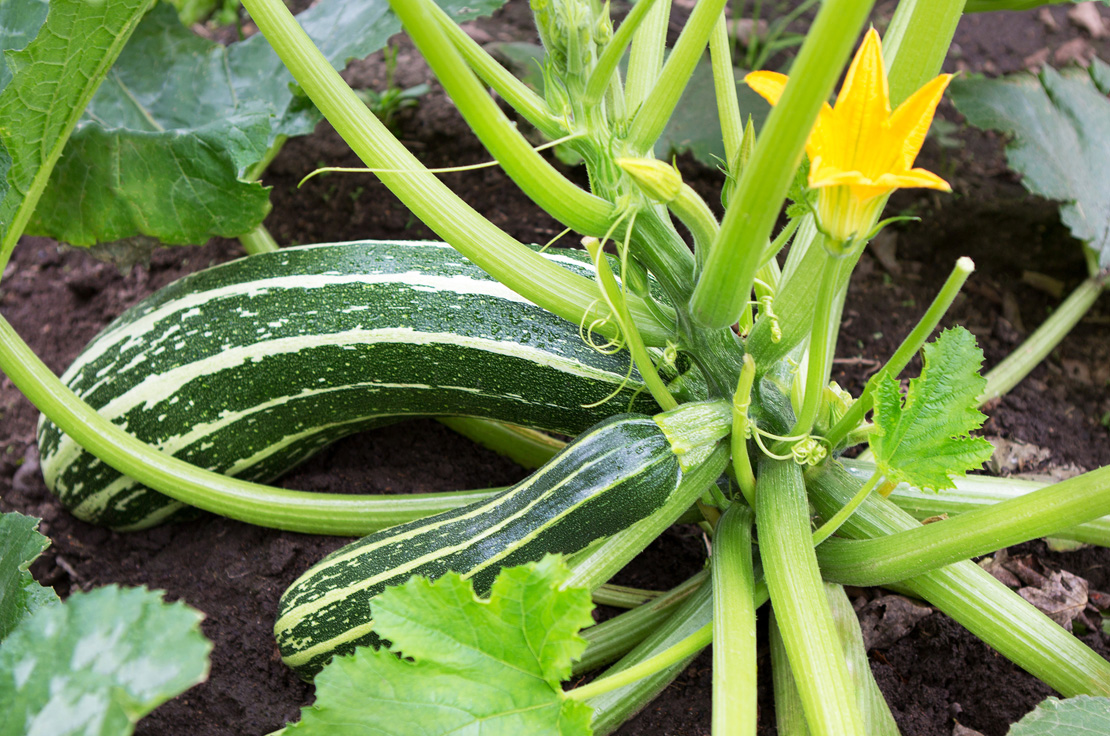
746, 28, 952, 245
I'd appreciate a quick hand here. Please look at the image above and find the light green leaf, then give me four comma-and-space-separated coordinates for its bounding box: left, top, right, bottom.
950, 63, 1110, 268
0, 512, 57, 642
870, 327, 994, 491
30, 0, 508, 249
0, 585, 211, 736
1008, 696, 1110, 735
288, 556, 595, 736
0, 0, 154, 260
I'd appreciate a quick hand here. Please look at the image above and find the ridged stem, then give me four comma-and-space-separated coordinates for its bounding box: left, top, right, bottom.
807, 461, 1110, 697
689, 0, 874, 328
238, 223, 279, 255
757, 457, 866, 736
980, 275, 1106, 402
711, 504, 758, 736
391, 0, 615, 235
709, 12, 743, 168
815, 463, 1110, 585
584, 0, 661, 106
623, 0, 670, 117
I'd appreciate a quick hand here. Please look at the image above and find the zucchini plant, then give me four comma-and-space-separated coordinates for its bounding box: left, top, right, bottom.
0, 0, 1108, 734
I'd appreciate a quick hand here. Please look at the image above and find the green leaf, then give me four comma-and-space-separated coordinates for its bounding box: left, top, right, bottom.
0, 585, 211, 736
870, 327, 994, 491
950, 63, 1110, 269
0, 0, 155, 260
29, 0, 508, 249
0, 512, 57, 642
288, 556, 595, 736
1008, 696, 1110, 735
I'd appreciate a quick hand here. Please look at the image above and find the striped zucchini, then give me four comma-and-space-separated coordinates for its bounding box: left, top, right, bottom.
275, 411, 698, 678
37, 241, 662, 531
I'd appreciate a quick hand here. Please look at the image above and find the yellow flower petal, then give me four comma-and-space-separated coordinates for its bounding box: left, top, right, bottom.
744, 71, 789, 106
874, 168, 952, 192
888, 73, 954, 169
832, 28, 890, 171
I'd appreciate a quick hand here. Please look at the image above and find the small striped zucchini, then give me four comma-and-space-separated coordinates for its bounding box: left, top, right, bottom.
37, 241, 661, 530
275, 407, 724, 678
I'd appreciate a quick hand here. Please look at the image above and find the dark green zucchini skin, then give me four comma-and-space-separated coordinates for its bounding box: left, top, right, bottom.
275, 413, 681, 678
36, 240, 660, 531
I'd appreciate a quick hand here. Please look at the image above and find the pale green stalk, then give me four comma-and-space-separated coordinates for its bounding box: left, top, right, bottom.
709, 13, 743, 167
789, 248, 847, 440
807, 461, 1110, 697
689, 0, 875, 329
711, 505, 757, 736
584, 0, 661, 106
883, 0, 967, 106
237, 0, 672, 345
812, 470, 882, 545
816, 463, 1110, 585
980, 275, 1107, 402
392, 0, 615, 236
624, 0, 670, 117
757, 458, 866, 736
769, 611, 809, 735
824, 257, 976, 448
731, 354, 757, 506
626, 0, 730, 155
238, 224, 279, 255
435, 417, 563, 469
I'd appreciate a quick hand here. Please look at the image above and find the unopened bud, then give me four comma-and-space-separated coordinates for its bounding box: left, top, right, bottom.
617, 157, 683, 203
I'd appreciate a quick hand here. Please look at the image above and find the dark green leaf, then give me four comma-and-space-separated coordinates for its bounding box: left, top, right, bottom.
870, 327, 994, 491
0, 512, 57, 641
0, 585, 210, 736
950, 64, 1110, 268
0, 0, 154, 255
1008, 695, 1110, 735
288, 556, 595, 736
31, 0, 508, 248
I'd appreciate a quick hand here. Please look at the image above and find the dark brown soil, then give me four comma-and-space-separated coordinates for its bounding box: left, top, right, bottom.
1, 2, 1108, 735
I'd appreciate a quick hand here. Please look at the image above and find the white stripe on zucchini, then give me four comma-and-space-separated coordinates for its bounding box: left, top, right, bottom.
38, 241, 664, 530
275, 413, 685, 677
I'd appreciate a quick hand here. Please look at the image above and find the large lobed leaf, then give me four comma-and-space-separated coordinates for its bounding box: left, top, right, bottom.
870, 327, 994, 491
0, 0, 154, 255
0, 512, 57, 641
1008, 696, 1110, 735
30, 0, 508, 249
288, 556, 595, 736
950, 61, 1110, 269
0, 585, 211, 736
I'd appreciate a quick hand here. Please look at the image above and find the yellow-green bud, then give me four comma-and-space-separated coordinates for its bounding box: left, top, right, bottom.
616, 157, 683, 203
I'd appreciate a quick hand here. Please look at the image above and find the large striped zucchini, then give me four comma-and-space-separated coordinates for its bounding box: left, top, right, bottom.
37, 241, 662, 530
275, 409, 720, 678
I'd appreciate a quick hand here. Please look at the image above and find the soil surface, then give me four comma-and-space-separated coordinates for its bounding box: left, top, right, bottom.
1, 2, 1109, 735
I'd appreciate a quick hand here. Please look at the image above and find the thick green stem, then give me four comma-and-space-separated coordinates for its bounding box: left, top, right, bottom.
429, 2, 560, 138
435, 417, 563, 469
825, 256, 976, 448
568, 623, 712, 701
237, 0, 672, 345
980, 275, 1107, 402
882, 0, 966, 106
0, 312, 498, 534
789, 247, 846, 440
576, 572, 708, 675
711, 505, 758, 736
812, 469, 881, 545
709, 13, 743, 168
624, 0, 670, 119
626, 0, 729, 155
815, 463, 1110, 585
584, 0, 661, 106
238, 223, 279, 255
392, 0, 614, 236
840, 459, 1110, 547
689, 0, 874, 329
807, 461, 1110, 697
757, 457, 866, 736
769, 610, 809, 736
